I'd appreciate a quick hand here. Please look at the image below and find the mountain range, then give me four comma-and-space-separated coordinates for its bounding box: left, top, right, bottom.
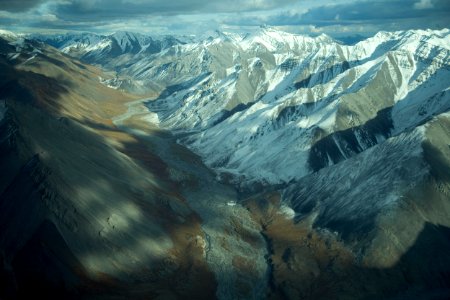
36, 28, 450, 188
1, 27, 450, 299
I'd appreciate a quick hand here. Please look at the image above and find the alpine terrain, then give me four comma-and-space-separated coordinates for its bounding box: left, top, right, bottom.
1, 26, 450, 299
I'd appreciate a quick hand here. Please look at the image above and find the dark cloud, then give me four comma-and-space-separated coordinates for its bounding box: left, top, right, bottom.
0, 0, 449, 36
218, 0, 450, 37
0, 0, 297, 34
56, 0, 205, 19
265, 0, 450, 27
301, 0, 450, 24
0, 0, 45, 12
53, 0, 297, 21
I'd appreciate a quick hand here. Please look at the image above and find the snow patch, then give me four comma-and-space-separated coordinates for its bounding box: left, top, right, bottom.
278, 205, 296, 219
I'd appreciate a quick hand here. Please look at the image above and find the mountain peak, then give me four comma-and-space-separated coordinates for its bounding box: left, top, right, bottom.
0, 29, 19, 41
110, 30, 141, 39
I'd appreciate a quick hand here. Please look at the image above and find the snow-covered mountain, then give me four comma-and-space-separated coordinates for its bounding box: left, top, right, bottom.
34, 31, 187, 65
3, 27, 450, 299
37, 28, 450, 188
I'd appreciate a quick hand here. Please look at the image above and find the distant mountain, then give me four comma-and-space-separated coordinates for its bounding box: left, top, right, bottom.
38, 28, 450, 188
33, 31, 187, 65
336, 34, 368, 45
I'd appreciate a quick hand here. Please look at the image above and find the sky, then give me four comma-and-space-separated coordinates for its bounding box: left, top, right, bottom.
0, 0, 449, 38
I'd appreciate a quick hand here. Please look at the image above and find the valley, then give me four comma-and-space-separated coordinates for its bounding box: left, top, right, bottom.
1, 27, 450, 299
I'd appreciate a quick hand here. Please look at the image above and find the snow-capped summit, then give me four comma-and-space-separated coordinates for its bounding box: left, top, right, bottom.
240, 26, 334, 52
141, 28, 449, 187
110, 31, 147, 52
34, 31, 185, 64
0, 29, 18, 41
34, 28, 450, 187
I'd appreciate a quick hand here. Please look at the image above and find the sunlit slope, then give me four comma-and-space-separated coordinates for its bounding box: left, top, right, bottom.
39, 28, 450, 188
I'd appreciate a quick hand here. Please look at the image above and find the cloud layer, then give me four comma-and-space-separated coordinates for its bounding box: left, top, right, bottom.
0, 0, 449, 37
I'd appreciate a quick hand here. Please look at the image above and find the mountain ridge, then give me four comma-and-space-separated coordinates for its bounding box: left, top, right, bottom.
1, 27, 450, 299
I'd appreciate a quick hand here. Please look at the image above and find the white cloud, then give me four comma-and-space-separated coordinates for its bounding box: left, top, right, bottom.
41, 13, 58, 22
414, 0, 434, 9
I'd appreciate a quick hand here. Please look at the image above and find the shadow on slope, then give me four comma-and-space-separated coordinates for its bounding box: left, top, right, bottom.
0, 55, 70, 114
245, 193, 450, 300
0, 102, 217, 299
308, 106, 393, 172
